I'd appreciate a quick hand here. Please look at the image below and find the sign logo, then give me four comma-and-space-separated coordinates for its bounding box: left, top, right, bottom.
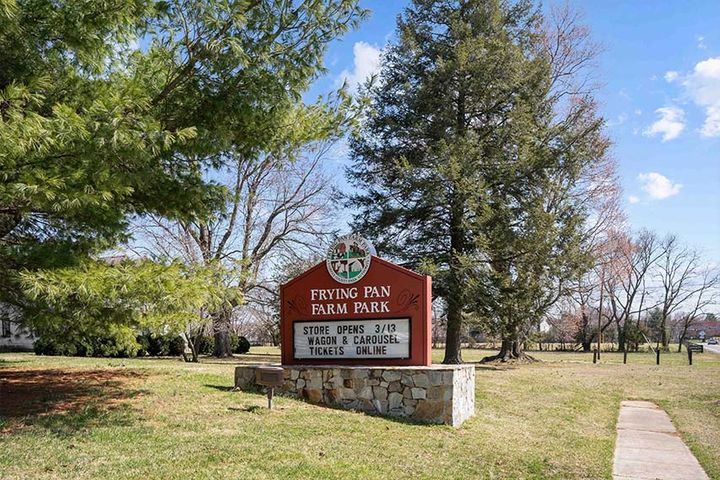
326, 234, 375, 284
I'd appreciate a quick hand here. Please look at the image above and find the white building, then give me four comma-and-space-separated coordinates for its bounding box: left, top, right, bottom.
0, 304, 34, 352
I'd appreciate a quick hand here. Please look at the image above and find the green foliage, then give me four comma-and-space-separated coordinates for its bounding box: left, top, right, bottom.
168, 335, 187, 356
643, 307, 665, 344
191, 334, 215, 356
349, 0, 607, 360
144, 333, 170, 357
1, 0, 366, 333
136, 333, 151, 356
21, 259, 224, 341
232, 335, 251, 354
136, 332, 186, 356
32, 327, 190, 358
33, 324, 140, 358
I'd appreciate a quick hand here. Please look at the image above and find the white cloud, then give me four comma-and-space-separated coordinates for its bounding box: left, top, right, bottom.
638, 172, 682, 200
701, 105, 720, 137
685, 57, 720, 106
607, 113, 628, 127
628, 195, 640, 204
643, 106, 685, 141
634, 109, 643, 116
697, 35, 707, 50
336, 42, 382, 93
683, 57, 720, 137
664, 71, 679, 83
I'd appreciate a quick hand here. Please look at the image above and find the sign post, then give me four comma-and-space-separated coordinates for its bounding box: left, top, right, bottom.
255, 367, 284, 409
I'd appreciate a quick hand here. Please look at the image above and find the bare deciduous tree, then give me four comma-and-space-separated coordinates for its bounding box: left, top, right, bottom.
542, 2, 625, 355
133, 145, 336, 356
660, 254, 720, 350
604, 230, 662, 351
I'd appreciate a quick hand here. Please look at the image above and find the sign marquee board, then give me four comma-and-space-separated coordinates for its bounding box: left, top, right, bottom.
281, 235, 432, 366
294, 318, 410, 360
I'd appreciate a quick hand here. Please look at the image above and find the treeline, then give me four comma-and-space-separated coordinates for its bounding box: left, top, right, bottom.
545, 230, 718, 352
544, 309, 717, 352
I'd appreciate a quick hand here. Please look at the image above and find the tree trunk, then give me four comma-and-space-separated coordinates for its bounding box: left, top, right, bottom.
660, 320, 670, 349
677, 325, 689, 353
442, 195, 465, 365
183, 332, 199, 362
481, 330, 536, 363
617, 323, 626, 352
581, 341, 591, 352
443, 299, 463, 364
212, 307, 233, 357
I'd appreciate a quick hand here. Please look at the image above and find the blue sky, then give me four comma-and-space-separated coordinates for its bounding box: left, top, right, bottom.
307, 0, 720, 263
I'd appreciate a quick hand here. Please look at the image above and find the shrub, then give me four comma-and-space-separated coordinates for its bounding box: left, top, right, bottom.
34, 325, 139, 358
229, 334, 239, 353
191, 335, 214, 355
33, 337, 60, 356
234, 336, 251, 354
168, 335, 186, 356
228, 334, 251, 354
145, 333, 169, 356
136, 334, 150, 356
135, 332, 185, 356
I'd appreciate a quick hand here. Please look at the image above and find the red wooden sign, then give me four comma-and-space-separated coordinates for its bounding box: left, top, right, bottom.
280, 255, 432, 366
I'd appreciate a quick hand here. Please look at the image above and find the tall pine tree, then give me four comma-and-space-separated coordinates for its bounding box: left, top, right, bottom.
348, 0, 609, 362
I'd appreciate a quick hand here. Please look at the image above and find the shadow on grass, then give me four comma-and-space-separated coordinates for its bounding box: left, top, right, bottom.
233, 387, 452, 428
128, 356, 186, 362
0, 368, 148, 435
465, 362, 518, 371
228, 405, 264, 414
19, 402, 139, 437
204, 384, 235, 392
200, 354, 280, 365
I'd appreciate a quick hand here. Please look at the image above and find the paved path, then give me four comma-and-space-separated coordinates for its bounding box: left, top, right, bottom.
704, 343, 720, 354
613, 401, 708, 480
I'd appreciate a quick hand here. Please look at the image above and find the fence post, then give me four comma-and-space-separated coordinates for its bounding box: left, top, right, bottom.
593, 349, 597, 364
656, 349, 660, 365
623, 350, 627, 364
688, 348, 693, 366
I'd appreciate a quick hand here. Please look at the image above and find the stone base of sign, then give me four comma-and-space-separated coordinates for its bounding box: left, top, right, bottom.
234, 364, 475, 427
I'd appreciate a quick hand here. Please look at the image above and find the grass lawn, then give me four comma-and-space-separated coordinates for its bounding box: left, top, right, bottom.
1, 348, 719, 479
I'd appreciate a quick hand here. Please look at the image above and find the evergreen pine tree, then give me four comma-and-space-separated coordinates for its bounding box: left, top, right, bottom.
1, 0, 365, 349
348, 0, 608, 362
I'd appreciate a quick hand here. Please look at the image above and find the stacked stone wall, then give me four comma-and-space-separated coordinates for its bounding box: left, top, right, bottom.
235, 365, 475, 427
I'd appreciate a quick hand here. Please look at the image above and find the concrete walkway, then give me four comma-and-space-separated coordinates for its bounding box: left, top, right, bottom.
613, 401, 709, 480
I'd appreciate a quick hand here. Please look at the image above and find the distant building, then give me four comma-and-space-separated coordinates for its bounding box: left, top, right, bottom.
0, 304, 34, 352
687, 316, 720, 340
